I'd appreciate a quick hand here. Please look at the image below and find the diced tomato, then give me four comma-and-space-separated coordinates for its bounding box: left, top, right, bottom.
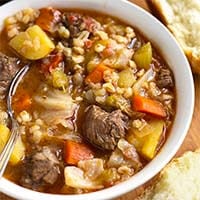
68, 14, 79, 24
84, 39, 94, 49
40, 53, 63, 74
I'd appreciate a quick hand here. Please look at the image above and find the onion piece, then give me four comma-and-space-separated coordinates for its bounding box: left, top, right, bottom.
132, 68, 155, 95
34, 85, 77, 126
78, 158, 104, 180
34, 88, 74, 110
64, 166, 103, 190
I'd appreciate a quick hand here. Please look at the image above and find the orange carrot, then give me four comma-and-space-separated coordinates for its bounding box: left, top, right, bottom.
85, 63, 113, 84
132, 95, 166, 118
13, 90, 32, 113
65, 140, 94, 165
36, 8, 61, 32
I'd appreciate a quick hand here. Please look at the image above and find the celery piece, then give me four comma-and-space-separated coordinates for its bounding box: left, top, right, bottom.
51, 69, 68, 90
133, 42, 152, 70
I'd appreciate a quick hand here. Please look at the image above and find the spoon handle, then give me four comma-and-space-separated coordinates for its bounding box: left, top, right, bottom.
0, 120, 19, 177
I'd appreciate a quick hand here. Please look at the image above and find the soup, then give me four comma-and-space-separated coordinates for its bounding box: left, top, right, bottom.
0, 7, 175, 194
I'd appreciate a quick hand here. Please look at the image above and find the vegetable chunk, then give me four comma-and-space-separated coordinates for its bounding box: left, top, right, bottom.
118, 69, 136, 88
127, 119, 165, 160
141, 120, 164, 159
36, 7, 61, 32
132, 95, 166, 118
64, 166, 103, 189
0, 124, 25, 165
41, 53, 63, 73
9, 25, 55, 60
51, 68, 68, 90
133, 42, 152, 70
85, 63, 112, 84
65, 140, 94, 165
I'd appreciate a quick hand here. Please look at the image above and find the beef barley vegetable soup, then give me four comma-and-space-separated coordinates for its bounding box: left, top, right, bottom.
0, 7, 175, 194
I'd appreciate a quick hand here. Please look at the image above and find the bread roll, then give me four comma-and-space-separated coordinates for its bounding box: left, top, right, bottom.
150, 0, 200, 73
137, 150, 200, 200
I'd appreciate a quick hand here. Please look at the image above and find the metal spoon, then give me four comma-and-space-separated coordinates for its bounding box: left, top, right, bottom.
0, 64, 29, 178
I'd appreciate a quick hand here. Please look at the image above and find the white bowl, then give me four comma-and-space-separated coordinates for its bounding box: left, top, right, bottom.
0, 0, 194, 200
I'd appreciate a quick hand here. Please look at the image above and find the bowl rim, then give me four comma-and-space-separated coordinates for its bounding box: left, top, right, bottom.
0, 0, 194, 200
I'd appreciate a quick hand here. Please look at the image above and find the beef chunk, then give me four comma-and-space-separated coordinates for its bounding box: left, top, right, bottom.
20, 147, 60, 191
82, 105, 128, 150
156, 67, 174, 89
0, 53, 19, 99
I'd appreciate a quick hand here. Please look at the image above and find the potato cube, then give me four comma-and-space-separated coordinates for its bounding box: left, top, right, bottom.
0, 124, 25, 165
9, 25, 55, 60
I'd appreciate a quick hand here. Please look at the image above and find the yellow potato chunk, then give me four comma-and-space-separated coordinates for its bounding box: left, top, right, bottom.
0, 125, 10, 151
141, 120, 164, 159
127, 119, 165, 160
9, 25, 55, 60
0, 124, 25, 165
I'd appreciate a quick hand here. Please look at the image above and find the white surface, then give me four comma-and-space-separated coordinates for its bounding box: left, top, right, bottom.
0, 0, 194, 200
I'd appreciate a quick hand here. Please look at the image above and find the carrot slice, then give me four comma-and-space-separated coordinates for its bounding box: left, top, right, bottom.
85, 63, 113, 84
132, 95, 166, 118
13, 89, 32, 113
65, 140, 94, 165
